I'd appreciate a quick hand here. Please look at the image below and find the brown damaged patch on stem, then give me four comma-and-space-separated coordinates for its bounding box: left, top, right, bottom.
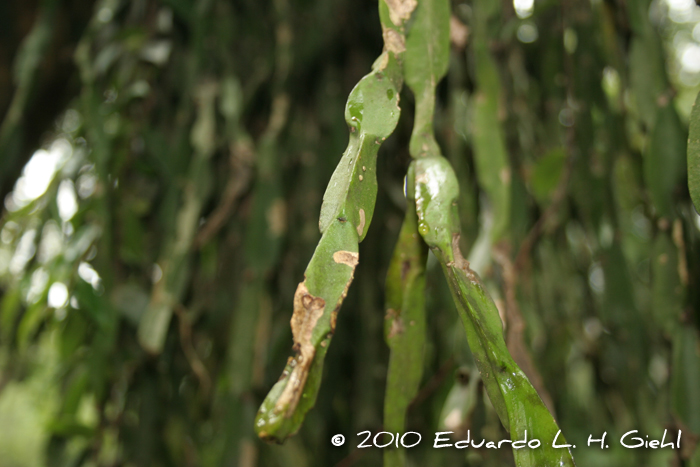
357, 208, 366, 236
330, 310, 338, 333
385, 0, 417, 27
382, 28, 406, 55
451, 234, 477, 282
387, 316, 405, 339
384, 308, 404, 339
275, 282, 325, 416
333, 250, 359, 268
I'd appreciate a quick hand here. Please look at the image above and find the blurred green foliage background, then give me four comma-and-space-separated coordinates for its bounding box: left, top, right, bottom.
1, 0, 700, 466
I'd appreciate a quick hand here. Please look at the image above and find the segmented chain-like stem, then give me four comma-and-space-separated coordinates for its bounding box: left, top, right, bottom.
254, 0, 417, 442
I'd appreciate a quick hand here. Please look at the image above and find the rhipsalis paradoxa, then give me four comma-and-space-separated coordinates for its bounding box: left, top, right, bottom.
256, 2, 577, 466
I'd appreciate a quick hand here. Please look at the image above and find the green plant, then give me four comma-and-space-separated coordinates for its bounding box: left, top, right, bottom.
2, 0, 700, 466
254, 0, 411, 442
256, 1, 575, 466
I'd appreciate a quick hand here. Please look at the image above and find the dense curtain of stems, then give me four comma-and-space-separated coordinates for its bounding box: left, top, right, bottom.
1, 0, 700, 466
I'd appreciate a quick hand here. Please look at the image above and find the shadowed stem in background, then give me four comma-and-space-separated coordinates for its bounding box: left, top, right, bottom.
0, 0, 699, 465
222, 0, 293, 464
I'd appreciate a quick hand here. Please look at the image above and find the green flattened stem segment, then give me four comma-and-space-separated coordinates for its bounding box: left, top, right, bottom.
403, 0, 449, 159
255, 219, 360, 442
383, 163, 428, 467
413, 157, 576, 467
689, 90, 700, 214
381, 1, 446, 464
255, 0, 416, 442
471, 0, 511, 242
400, 2, 573, 462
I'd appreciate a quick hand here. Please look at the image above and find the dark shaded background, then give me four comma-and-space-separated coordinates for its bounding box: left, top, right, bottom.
1, 0, 700, 466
